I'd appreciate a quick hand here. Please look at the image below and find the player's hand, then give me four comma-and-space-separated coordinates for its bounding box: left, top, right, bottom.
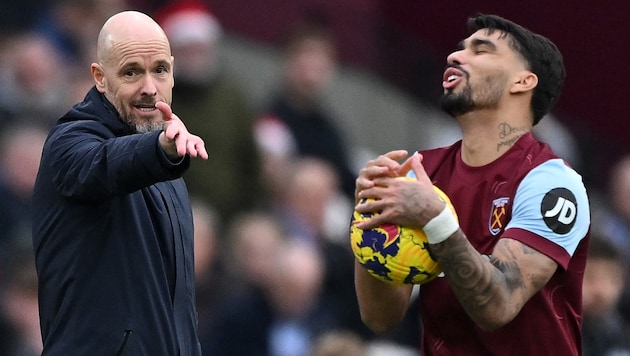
355, 150, 408, 203
156, 101, 208, 160
355, 152, 444, 229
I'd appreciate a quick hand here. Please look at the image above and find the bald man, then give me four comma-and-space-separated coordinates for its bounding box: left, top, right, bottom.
32, 11, 206, 355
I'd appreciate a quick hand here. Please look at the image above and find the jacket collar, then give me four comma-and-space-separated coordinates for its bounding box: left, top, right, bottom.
59, 86, 135, 136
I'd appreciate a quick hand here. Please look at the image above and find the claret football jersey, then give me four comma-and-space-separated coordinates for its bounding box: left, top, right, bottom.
414, 132, 590, 355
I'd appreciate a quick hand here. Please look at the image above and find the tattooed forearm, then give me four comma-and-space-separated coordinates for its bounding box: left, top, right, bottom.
487, 254, 523, 293
428, 231, 558, 331
428, 231, 533, 330
430, 232, 498, 312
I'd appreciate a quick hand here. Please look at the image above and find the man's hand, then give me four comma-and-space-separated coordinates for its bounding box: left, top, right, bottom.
156, 101, 208, 160
354, 151, 444, 230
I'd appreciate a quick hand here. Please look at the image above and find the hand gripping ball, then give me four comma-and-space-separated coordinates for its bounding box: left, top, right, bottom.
350, 180, 458, 285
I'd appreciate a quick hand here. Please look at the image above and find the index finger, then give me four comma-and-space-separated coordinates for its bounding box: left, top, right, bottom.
155, 101, 173, 121
367, 150, 408, 171
379, 150, 409, 164
400, 153, 433, 185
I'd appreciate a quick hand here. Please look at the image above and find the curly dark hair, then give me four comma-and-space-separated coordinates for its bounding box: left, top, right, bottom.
467, 14, 565, 125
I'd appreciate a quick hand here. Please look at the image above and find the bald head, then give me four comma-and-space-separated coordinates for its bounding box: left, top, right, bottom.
97, 11, 170, 65
91, 10, 175, 133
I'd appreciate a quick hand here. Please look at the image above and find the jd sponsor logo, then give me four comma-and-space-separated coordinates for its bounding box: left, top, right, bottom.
541, 188, 577, 234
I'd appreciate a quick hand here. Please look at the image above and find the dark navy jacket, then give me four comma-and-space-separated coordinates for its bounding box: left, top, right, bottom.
32, 87, 202, 355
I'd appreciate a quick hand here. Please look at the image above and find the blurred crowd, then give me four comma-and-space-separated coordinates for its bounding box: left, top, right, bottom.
0, 1, 628, 355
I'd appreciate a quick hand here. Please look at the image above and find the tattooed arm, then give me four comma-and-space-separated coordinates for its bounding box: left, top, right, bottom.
429, 231, 558, 331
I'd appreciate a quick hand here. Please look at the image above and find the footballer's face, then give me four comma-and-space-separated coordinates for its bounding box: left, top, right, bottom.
93, 28, 174, 133
439, 29, 528, 117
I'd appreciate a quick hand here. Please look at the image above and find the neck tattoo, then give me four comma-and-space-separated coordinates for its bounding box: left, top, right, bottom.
496, 122, 527, 152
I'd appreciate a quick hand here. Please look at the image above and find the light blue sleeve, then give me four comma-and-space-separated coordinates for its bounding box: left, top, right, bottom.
505, 159, 590, 256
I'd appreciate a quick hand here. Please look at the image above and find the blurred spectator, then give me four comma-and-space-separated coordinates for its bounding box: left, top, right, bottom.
0, 242, 42, 356
581, 236, 630, 356
203, 237, 342, 356
192, 200, 221, 286
266, 241, 332, 356
199, 210, 288, 353
269, 157, 370, 339
191, 199, 230, 338
255, 20, 356, 199
254, 113, 297, 209
267, 156, 418, 345
31, 0, 129, 106
592, 154, 630, 325
0, 124, 47, 250
274, 157, 350, 246
34, 0, 128, 67
156, 0, 264, 225
0, 33, 72, 129
598, 155, 630, 259
222, 211, 289, 296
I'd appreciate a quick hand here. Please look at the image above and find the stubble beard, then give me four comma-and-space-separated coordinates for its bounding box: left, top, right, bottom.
127, 119, 165, 134
119, 103, 165, 134
439, 85, 475, 117
439, 78, 504, 118
107, 94, 165, 133
119, 107, 165, 133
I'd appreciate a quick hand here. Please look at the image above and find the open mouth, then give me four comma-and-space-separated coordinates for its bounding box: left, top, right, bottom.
446, 74, 459, 82
135, 104, 157, 112
442, 67, 464, 90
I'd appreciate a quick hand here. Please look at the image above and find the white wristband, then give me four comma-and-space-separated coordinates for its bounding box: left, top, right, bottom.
422, 204, 459, 244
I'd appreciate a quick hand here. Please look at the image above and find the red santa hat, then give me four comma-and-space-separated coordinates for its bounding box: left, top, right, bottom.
155, 1, 222, 45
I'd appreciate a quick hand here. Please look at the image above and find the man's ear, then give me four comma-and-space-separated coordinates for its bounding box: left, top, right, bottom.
510, 71, 538, 94
91, 63, 106, 93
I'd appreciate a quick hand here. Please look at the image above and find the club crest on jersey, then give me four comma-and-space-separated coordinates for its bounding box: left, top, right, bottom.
541, 188, 577, 234
489, 197, 510, 236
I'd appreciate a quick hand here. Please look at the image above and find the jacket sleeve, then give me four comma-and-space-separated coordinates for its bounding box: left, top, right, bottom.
45, 121, 190, 201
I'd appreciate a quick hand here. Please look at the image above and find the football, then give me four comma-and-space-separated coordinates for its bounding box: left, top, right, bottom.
349, 181, 457, 285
